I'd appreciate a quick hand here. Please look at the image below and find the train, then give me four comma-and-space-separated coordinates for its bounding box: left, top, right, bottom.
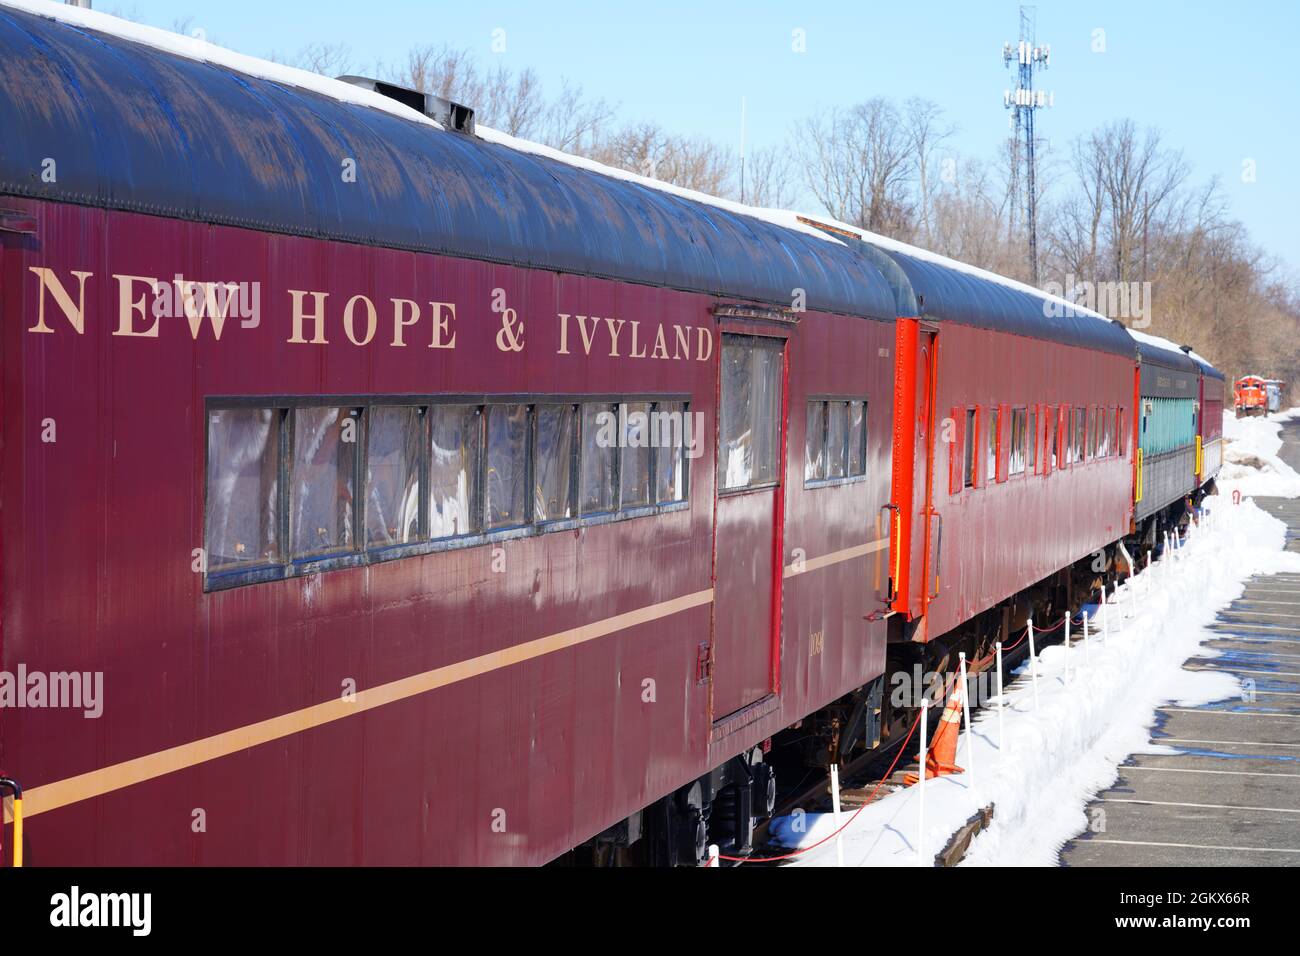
0, 2, 1223, 866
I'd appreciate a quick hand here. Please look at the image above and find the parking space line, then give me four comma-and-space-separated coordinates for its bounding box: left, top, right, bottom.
1158, 737, 1300, 747
1162, 708, 1300, 716
1184, 665, 1300, 677
1082, 839, 1300, 854
1100, 797, 1300, 814
1123, 765, 1300, 779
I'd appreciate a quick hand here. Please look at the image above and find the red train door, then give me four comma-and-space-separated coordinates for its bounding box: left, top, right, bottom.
712, 332, 787, 720
916, 328, 941, 617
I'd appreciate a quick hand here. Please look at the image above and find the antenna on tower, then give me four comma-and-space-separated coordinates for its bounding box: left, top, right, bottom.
1002, 5, 1052, 286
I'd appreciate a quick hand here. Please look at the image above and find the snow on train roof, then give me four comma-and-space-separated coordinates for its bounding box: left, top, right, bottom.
2, 0, 839, 249
1, 0, 446, 129
1128, 328, 1204, 374
0, 2, 902, 319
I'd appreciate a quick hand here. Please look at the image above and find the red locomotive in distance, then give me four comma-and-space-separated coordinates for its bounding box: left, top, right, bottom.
0, 3, 1223, 866
1234, 376, 1269, 417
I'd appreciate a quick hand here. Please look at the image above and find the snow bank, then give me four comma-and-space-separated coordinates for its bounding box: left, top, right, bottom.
1220, 407, 1300, 498
768, 410, 1300, 866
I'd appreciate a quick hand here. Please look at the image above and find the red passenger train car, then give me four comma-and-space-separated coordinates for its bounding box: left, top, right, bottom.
0, 4, 1223, 866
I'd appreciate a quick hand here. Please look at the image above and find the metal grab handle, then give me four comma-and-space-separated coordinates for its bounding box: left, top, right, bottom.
880, 503, 900, 602
0, 776, 22, 868
929, 512, 944, 599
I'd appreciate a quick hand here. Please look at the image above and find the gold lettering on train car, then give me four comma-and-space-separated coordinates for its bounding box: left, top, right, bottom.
391, 298, 420, 346
27, 267, 92, 334
604, 317, 626, 356
628, 320, 648, 359
673, 325, 691, 360
429, 302, 456, 349
287, 290, 329, 344
696, 326, 714, 362
651, 324, 670, 360
178, 280, 239, 340
574, 315, 598, 353
342, 294, 377, 346
111, 275, 161, 337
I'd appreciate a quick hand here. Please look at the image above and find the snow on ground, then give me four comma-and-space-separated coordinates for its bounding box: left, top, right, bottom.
768, 408, 1300, 866
1220, 407, 1300, 498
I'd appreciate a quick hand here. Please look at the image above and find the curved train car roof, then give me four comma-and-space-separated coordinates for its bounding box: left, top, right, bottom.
862, 242, 1137, 357
0, 2, 898, 320
1129, 329, 1202, 375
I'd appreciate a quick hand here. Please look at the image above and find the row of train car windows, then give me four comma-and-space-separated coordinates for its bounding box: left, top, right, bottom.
955, 403, 1127, 493
804, 400, 869, 483
204, 399, 690, 583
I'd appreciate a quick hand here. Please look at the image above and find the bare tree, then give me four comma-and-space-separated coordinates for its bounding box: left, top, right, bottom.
589, 122, 735, 195
742, 145, 797, 208
797, 98, 916, 235
905, 98, 955, 247
270, 41, 357, 78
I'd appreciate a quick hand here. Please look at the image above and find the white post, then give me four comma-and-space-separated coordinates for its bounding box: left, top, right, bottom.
708, 844, 719, 868
1062, 613, 1071, 683
916, 700, 928, 866
830, 762, 845, 868
959, 652, 975, 791
1082, 610, 1091, 665
995, 641, 1006, 755
1027, 617, 1040, 708
1145, 550, 1153, 598
1100, 585, 1110, 639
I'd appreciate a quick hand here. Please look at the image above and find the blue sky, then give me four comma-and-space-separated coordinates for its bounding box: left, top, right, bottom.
107, 0, 1299, 277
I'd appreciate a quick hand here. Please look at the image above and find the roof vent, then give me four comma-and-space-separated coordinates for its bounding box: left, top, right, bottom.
336, 76, 475, 134
1179, 344, 1194, 353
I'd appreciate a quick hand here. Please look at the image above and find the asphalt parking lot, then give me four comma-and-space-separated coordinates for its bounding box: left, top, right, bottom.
1061, 420, 1300, 866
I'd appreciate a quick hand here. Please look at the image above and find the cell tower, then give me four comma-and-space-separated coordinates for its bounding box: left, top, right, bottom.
1002, 6, 1053, 285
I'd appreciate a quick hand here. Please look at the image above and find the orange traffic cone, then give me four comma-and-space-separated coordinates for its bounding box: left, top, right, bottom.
904, 677, 965, 784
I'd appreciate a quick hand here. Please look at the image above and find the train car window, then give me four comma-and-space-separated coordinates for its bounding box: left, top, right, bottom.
826, 401, 849, 479
1117, 409, 1127, 458
805, 402, 827, 481
1074, 406, 1086, 463
205, 407, 281, 571
485, 404, 529, 529
653, 401, 689, 503
848, 401, 867, 477
1028, 406, 1038, 473
619, 401, 653, 507
948, 406, 963, 494
964, 407, 978, 488
985, 406, 999, 485
1009, 407, 1027, 476
580, 403, 618, 514
365, 405, 423, 547
535, 404, 578, 521
430, 404, 481, 538
719, 335, 783, 490
290, 406, 360, 558
1059, 408, 1068, 465
1045, 405, 1055, 474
